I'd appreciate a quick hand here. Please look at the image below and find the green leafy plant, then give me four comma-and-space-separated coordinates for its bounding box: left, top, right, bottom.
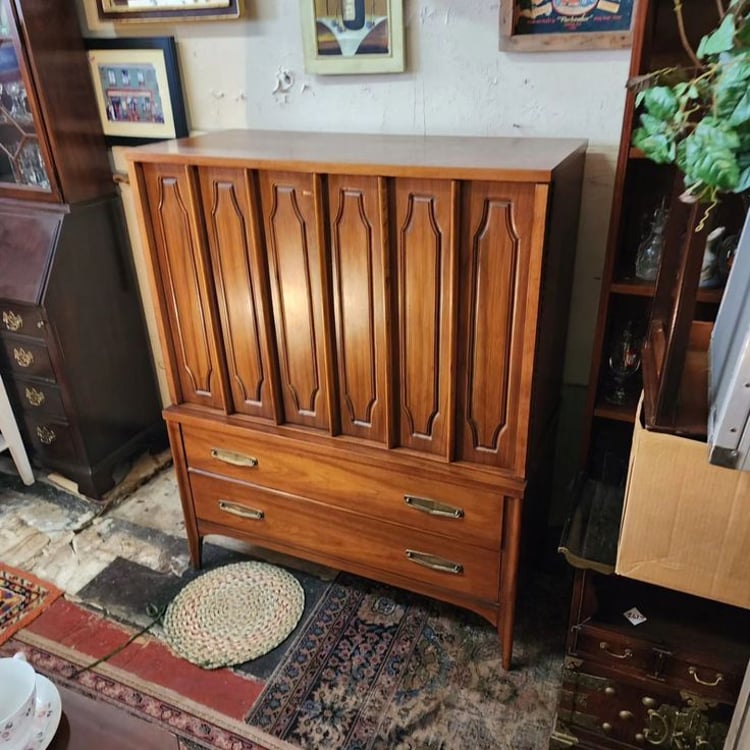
631, 0, 750, 214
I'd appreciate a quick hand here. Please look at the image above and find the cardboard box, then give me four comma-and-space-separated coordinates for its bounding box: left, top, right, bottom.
616, 397, 750, 609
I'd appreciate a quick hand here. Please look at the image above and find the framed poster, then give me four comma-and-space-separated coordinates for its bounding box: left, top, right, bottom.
500, 0, 637, 52
96, 0, 240, 23
84, 37, 188, 146
300, 0, 405, 75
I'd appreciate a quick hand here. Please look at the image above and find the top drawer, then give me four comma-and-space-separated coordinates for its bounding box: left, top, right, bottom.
1, 304, 46, 339
180, 422, 505, 550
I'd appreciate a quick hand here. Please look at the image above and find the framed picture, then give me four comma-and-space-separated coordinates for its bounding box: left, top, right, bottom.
300, 0, 405, 75
84, 37, 188, 147
96, 0, 240, 23
500, 0, 637, 52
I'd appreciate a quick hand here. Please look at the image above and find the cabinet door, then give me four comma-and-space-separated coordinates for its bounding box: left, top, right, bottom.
393, 178, 456, 457
199, 167, 278, 420
456, 181, 536, 472
327, 174, 390, 444
141, 163, 228, 410
259, 171, 330, 431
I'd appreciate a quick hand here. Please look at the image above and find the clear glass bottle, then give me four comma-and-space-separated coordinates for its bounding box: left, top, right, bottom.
635, 201, 668, 282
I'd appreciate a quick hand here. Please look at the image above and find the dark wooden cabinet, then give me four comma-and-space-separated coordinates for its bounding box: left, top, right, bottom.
0, 0, 164, 497
128, 129, 586, 669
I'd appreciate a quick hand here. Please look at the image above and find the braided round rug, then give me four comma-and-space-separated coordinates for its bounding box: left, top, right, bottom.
163, 562, 305, 669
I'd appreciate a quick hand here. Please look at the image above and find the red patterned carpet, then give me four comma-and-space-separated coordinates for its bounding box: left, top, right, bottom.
0, 563, 62, 645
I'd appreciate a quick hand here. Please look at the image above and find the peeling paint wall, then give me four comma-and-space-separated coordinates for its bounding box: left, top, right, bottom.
80, 0, 631, 386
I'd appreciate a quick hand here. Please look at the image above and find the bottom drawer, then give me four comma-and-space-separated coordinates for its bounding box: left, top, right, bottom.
20, 415, 77, 463
189, 471, 502, 603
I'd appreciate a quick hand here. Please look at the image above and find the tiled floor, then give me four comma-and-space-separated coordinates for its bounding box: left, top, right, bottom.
0, 453, 336, 680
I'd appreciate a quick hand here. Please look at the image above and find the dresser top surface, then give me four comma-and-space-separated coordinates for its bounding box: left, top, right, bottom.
126, 129, 587, 182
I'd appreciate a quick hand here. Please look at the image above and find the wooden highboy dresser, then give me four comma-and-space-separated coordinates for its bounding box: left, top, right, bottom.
127, 130, 586, 668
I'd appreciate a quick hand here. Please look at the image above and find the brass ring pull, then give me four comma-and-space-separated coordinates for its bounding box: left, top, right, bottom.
405, 549, 463, 575
599, 641, 633, 660
2, 310, 22, 331
404, 495, 464, 518
218, 500, 264, 520
688, 666, 723, 687
210, 448, 258, 468
36, 425, 56, 445
25, 387, 45, 407
13, 347, 34, 368
644, 709, 669, 745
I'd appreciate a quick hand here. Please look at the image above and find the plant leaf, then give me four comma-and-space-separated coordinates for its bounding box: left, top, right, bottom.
632, 128, 676, 164
730, 90, 750, 126
698, 14, 736, 58
642, 86, 679, 120
736, 166, 750, 193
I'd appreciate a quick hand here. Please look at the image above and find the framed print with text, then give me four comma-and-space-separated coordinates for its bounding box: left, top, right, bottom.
96, 0, 240, 23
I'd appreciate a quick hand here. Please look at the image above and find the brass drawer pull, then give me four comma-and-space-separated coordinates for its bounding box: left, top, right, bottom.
688, 666, 723, 687
600, 641, 633, 660
13, 347, 34, 367
2, 310, 22, 331
218, 500, 264, 521
25, 387, 45, 407
210, 448, 258, 468
404, 495, 464, 518
405, 549, 463, 575
36, 425, 56, 445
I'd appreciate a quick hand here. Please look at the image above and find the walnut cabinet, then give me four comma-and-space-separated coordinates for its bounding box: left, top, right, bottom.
127, 130, 586, 668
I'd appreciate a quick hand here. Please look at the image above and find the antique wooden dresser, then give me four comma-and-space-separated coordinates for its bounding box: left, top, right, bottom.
126, 129, 586, 668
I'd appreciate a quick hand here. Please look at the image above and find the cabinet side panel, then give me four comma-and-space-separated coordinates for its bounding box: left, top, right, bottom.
393, 178, 454, 456
142, 163, 226, 410
259, 170, 329, 430
456, 181, 536, 472
327, 174, 388, 443
199, 166, 278, 420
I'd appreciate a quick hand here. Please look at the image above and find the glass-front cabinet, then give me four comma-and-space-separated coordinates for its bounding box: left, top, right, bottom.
0, 0, 53, 196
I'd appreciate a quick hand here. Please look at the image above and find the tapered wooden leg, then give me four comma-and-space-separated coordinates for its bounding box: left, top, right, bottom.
499, 495, 523, 670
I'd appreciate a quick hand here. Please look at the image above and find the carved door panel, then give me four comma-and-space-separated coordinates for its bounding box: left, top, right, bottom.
258, 171, 330, 431
327, 174, 390, 444
456, 181, 536, 473
393, 178, 456, 457
199, 167, 279, 420
141, 163, 227, 410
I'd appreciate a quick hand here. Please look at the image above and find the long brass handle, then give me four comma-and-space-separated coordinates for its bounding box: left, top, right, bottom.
405, 549, 463, 575
2, 310, 22, 331
600, 641, 633, 660
218, 500, 264, 520
404, 495, 464, 518
210, 448, 258, 468
13, 347, 34, 367
25, 387, 45, 407
644, 709, 670, 746
36, 426, 56, 445
688, 666, 723, 687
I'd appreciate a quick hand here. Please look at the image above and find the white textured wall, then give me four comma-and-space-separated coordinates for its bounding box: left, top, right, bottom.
81, 0, 631, 386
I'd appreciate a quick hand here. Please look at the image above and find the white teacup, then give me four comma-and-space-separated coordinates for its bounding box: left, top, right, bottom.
0, 652, 37, 748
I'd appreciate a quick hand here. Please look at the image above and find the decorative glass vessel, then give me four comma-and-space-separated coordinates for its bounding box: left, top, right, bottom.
635, 202, 668, 282
605, 321, 641, 405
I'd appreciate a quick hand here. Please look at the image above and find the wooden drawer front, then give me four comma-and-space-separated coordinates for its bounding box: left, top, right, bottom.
190, 472, 501, 602
660, 652, 744, 705
0, 335, 55, 381
574, 623, 660, 679
20, 415, 76, 463
4, 376, 66, 420
0, 305, 46, 339
181, 424, 504, 549
558, 664, 735, 749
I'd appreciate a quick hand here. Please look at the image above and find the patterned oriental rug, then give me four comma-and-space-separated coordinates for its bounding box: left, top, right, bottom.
0, 563, 62, 646
246, 572, 567, 750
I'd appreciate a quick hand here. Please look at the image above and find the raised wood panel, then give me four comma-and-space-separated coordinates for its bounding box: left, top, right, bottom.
328, 174, 389, 443
199, 167, 278, 420
259, 171, 329, 431
142, 163, 226, 410
393, 178, 455, 456
456, 181, 536, 472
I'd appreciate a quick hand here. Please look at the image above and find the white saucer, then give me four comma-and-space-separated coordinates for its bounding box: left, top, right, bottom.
10, 675, 62, 750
